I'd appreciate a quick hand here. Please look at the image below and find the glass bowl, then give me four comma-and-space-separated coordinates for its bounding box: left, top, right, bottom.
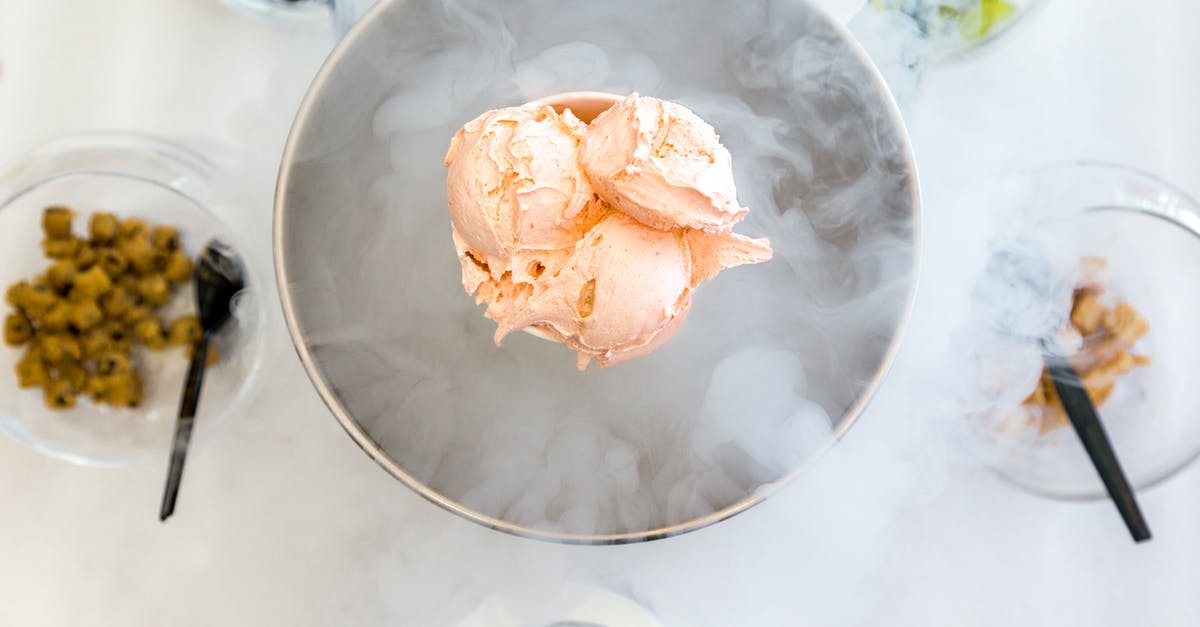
221, 0, 330, 20
0, 133, 269, 466
220, 0, 372, 32
276, 0, 919, 543
449, 585, 663, 627
865, 0, 1048, 63
967, 162, 1200, 500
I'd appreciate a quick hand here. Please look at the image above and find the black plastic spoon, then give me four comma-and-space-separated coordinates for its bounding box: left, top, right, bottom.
1044, 352, 1151, 542
159, 240, 245, 521
983, 245, 1150, 542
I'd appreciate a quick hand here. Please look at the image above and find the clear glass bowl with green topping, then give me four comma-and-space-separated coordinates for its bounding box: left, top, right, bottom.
868, 0, 1047, 62
0, 133, 270, 466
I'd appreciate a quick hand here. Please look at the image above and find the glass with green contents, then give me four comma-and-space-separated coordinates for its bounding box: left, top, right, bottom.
869, 0, 1044, 61
0, 133, 270, 466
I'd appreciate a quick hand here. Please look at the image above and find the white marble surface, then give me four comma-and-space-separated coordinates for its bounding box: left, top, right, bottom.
1, 0, 1198, 625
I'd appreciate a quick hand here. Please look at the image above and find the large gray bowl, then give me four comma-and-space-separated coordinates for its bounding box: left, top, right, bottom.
275, 0, 919, 544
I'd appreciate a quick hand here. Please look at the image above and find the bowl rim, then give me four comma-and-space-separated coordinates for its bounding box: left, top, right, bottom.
0, 131, 269, 467
273, 0, 923, 545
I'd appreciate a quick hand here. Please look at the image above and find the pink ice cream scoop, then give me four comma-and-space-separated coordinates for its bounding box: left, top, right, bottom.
445, 94, 772, 370
578, 93, 748, 233
495, 212, 692, 369
445, 105, 601, 282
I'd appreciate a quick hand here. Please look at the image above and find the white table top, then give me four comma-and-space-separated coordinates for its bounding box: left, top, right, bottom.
1, 0, 1197, 625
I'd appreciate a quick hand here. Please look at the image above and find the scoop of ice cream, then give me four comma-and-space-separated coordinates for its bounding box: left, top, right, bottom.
578, 93, 747, 233
445, 105, 597, 278
446, 93, 772, 370
494, 212, 693, 369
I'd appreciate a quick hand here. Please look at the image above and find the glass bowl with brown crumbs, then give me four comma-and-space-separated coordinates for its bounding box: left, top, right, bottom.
1019, 256, 1152, 435
970, 162, 1200, 501
0, 133, 269, 466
